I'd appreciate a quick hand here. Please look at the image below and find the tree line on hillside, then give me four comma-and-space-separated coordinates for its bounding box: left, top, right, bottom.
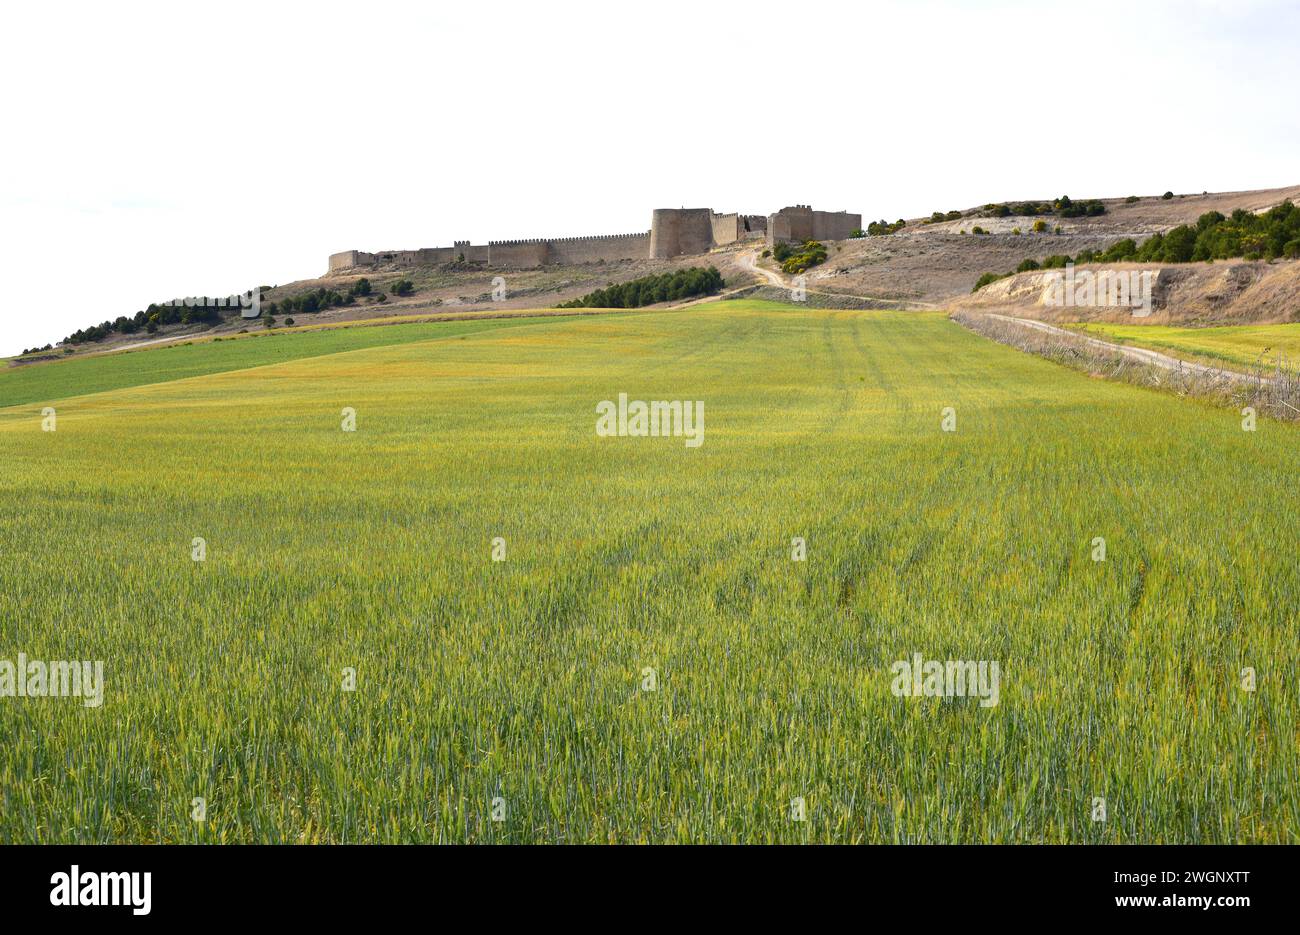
984, 195, 1107, 219
557, 267, 724, 309
58, 275, 414, 347
62, 294, 258, 345
971, 201, 1300, 292
864, 219, 907, 236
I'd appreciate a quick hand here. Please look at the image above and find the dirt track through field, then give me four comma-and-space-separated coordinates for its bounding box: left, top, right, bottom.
984, 313, 1272, 385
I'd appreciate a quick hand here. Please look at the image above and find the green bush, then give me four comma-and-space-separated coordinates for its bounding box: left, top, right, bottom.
557, 266, 724, 309
866, 219, 906, 236
972, 271, 1012, 292
779, 241, 829, 274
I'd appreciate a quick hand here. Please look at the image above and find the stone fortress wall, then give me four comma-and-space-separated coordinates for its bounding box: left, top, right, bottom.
765, 205, 862, 246
327, 205, 860, 273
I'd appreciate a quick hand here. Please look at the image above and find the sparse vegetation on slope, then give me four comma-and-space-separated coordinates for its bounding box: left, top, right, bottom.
970, 201, 1300, 292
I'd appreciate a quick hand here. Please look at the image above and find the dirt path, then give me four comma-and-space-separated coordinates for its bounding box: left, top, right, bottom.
738, 248, 788, 288
985, 313, 1271, 385
732, 248, 937, 309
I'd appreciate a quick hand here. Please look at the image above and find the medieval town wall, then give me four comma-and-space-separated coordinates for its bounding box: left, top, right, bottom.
328, 204, 857, 273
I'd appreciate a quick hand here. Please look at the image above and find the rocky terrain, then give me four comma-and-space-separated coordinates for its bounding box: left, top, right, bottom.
955, 259, 1300, 326
806, 185, 1300, 308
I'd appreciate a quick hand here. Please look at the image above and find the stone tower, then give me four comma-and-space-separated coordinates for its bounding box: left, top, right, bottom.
649, 208, 715, 259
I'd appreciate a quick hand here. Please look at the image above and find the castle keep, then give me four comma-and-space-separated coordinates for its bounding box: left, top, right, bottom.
327, 205, 861, 274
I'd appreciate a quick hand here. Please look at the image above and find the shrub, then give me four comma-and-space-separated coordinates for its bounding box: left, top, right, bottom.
285, 317, 295, 327
1162, 191, 1175, 200
1100, 238, 1138, 262
391, 279, 414, 297
779, 241, 829, 274
1016, 259, 1040, 273
866, 219, 906, 236
1032, 220, 1048, 233
972, 271, 1012, 292
1126, 195, 1140, 203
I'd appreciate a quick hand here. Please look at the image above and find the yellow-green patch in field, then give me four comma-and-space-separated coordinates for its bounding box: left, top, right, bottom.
1069, 321, 1300, 372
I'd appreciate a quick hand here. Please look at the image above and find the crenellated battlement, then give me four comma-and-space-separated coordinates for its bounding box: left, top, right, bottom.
327, 205, 858, 273
488, 231, 650, 247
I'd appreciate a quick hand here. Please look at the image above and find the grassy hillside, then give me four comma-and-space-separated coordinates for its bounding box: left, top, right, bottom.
0, 299, 1294, 843
0, 317, 566, 409
1069, 321, 1300, 371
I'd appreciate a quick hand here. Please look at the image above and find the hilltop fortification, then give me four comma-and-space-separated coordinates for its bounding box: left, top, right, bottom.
327, 204, 861, 273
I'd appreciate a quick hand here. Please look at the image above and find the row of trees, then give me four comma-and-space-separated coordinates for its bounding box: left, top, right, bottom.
970, 201, 1300, 291
557, 267, 724, 309
62, 295, 245, 345
58, 274, 405, 347
985, 196, 1107, 219
1081, 203, 1300, 263
862, 219, 907, 236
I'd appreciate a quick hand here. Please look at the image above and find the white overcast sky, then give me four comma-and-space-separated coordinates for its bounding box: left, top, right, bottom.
1, 0, 1297, 355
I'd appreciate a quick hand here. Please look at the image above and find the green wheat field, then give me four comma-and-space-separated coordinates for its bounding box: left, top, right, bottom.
0, 300, 1295, 843
1069, 320, 1300, 372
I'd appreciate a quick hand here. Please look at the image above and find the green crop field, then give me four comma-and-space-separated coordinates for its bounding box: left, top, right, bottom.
0, 299, 1295, 843
0, 316, 567, 410
1069, 321, 1300, 373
